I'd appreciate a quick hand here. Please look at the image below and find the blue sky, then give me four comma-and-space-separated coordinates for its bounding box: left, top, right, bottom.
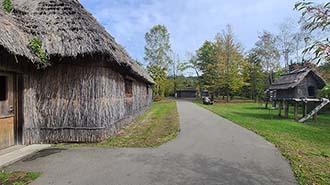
80, 0, 325, 65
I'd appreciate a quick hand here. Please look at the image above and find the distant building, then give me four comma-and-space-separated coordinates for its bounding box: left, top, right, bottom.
176, 90, 197, 98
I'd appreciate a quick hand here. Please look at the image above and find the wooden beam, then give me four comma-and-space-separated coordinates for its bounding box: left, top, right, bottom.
293, 98, 322, 102
302, 102, 308, 117
294, 102, 298, 121
313, 102, 318, 121
284, 101, 289, 118
313, 112, 318, 121
278, 101, 283, 117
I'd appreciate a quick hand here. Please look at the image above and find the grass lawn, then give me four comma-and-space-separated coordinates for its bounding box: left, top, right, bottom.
195, 101, 330, 185
0, 171, 40, 185
101, 100, 179, 147
60, 100, 180, 148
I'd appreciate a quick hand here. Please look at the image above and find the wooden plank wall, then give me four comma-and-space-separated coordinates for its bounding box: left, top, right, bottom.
0, 117, 14, 149
23, 64, 152, 144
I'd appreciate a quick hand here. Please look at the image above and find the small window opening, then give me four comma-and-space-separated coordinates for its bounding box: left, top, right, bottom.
308, 86, 316, 97
146, 85, 149, 95
125, 79, 133, 97
0, 76, 7, 101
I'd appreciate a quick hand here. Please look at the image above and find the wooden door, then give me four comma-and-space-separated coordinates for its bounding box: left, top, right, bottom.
0, 72, 15, 150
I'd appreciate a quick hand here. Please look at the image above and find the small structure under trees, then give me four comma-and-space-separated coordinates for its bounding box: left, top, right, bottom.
266, 67, 328, 122
176, 89, 197, 98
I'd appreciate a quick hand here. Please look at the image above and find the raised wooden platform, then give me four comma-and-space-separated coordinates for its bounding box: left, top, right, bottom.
267, 98, 329, 123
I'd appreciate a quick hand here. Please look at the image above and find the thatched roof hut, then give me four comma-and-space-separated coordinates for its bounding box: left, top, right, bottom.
0, 0, 153, 149
269, 67, 326, 100
0, 0, 153, 83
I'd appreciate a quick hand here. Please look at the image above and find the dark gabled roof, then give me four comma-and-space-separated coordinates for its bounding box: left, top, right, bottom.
176, 89, 197, 92
0, 0, 154, 84
269, 67, 326, 90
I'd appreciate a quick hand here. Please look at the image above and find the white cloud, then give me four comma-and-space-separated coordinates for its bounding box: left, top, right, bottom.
80, 0, 311, 63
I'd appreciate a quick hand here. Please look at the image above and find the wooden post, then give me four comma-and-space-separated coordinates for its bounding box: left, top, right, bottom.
313, 113, 318, 121
294, 102, 298, 121
313, 102, 318, 121
278, 101, 283, 117
285, 101, 289, 118
303, 102, 308, 117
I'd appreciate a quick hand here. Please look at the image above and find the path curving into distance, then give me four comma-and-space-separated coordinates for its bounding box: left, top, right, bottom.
7, 100, 296, 185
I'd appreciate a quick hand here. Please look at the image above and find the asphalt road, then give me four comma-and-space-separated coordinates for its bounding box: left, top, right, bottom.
7, 100, 297, 185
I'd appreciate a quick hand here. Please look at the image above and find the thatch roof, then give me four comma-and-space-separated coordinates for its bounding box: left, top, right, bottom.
269, 67, 326, 90
0, 0, 153, 84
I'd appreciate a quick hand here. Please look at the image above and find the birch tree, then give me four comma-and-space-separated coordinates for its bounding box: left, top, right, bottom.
144, 25, 172, 96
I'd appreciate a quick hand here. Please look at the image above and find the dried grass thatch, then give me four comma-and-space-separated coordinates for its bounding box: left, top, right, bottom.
270, 67, 326, 90
0, 0, 153, 83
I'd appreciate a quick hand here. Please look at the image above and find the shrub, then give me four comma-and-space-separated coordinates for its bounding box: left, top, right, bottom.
320, 85, 330, 98
2, 0, 12, 13
29, 38, 49, 65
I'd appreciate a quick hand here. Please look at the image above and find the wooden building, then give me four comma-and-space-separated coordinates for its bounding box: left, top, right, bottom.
176, 90, 197, 98
267, 67, 328, 122
0, 0, 154, 149
269, 68, 326, 100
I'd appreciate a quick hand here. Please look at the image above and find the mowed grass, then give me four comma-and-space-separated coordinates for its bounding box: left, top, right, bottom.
0, 171, 40, 185
100, 100, 179, 147
195, 101, 330, 185
99, 100, 180, 147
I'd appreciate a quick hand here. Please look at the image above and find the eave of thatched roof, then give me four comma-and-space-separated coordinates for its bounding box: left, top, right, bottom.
269, 67, 326, 90
0, 0, 154, 84
0, 11, 36, 61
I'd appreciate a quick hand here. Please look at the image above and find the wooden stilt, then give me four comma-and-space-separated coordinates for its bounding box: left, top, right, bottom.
312, 102, 318, 121
278, 101, 283, 117
294, 102, 298, 121
285, 101, 289, 118
313, 112, 318, 120
303, 102, 308, 117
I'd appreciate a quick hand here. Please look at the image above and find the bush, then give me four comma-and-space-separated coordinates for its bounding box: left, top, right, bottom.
320, 85, 330, 98
2, 0, 12, 13
28, 38, 49, 65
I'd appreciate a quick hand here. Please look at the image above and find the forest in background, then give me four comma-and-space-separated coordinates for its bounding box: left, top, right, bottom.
142, 1, 330, 102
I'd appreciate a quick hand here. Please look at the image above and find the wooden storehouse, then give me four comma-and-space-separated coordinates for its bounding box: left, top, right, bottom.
0, 0, 154, 149
268, 67, 328, 122
269, 67, 326, 100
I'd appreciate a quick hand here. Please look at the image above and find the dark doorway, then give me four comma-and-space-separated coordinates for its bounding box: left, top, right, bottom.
308, 86, 316, 97
0, 76, 7, 101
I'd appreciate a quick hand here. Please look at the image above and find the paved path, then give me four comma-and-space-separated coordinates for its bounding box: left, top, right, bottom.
7, 100, 296, 185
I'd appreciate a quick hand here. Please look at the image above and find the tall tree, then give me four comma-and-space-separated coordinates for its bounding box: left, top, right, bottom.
169, 52, 180, 96
252, 31, 280, 86
144, 25, 173, 96
295, 1, 330, 63
246, 51, 267, 102
214, 26, 248, 102
196, 41, 217, 92
178, 53, 203, 95
276, 20, 296, 69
